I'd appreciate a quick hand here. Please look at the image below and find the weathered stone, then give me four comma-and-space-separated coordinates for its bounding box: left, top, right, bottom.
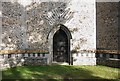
0, 53, 49, 69
96, 2, 118, 50
1, 0, 96, 67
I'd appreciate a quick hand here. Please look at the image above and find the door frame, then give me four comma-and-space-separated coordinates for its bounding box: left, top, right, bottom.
47, 24, 72, 65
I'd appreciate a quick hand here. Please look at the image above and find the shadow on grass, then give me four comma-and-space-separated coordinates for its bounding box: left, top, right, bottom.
2, 65, 120, 81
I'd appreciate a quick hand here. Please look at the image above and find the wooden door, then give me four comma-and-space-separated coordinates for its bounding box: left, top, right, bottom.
53, 29, 69, 62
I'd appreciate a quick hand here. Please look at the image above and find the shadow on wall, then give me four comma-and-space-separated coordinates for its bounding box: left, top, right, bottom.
96, 2, 119, 51
2, 1, 74, 51
118, 2, 120, 52
96, 2, 120, 68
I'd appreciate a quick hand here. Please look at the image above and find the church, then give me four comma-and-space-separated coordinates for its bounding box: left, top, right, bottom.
0, 0, 119, 69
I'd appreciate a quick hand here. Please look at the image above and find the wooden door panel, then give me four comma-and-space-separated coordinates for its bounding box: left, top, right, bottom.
53, 29, 68, 62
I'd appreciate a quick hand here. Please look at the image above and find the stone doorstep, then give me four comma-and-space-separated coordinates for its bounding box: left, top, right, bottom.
52, 61, 69, 65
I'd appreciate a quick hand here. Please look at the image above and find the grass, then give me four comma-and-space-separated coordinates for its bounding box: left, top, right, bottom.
2, 65, 120, 81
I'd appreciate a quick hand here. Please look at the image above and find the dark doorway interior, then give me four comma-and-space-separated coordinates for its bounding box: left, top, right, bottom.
53, 28, 69, 63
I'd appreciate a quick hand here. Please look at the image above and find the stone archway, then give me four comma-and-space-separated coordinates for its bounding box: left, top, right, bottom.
48, 24, 72, 64
53, 28, 69, 62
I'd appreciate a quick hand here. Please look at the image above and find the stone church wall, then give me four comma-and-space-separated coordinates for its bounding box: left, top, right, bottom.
96, 2, 120, 67
0, 0, 96, 67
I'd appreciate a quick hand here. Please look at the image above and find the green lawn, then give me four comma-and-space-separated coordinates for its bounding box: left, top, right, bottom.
2, 65, 120, 81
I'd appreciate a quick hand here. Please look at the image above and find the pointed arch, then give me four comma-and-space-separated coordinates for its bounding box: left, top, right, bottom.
47, 24, 72, 65
59, 24, 72, 39
47, 24, 72, 40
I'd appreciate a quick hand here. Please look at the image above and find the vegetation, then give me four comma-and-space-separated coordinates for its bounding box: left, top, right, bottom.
2, 65, 120, 81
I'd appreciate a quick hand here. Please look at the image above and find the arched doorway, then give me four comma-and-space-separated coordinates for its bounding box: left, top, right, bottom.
53, 27, 71, 63
48, 24, 72, 64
